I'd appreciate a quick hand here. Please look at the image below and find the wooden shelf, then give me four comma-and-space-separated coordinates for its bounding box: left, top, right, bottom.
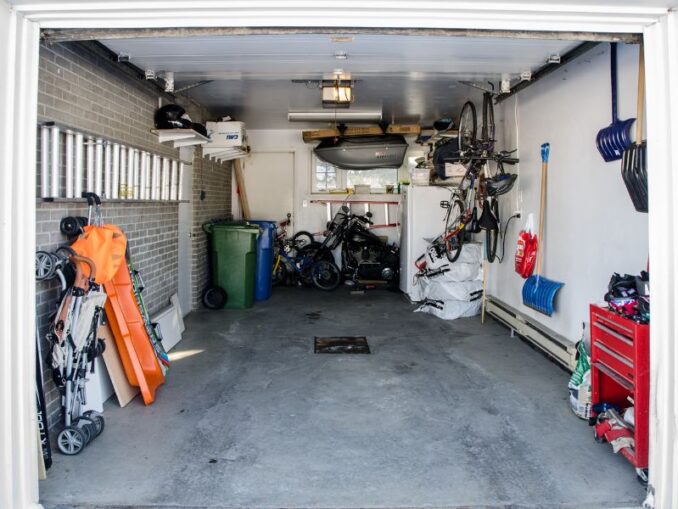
151, 128, 210, 148
416, 129, 458, 145
203, 146, 249, 162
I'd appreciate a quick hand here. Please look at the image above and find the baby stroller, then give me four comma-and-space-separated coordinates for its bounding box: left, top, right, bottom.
47, 253, 107, 455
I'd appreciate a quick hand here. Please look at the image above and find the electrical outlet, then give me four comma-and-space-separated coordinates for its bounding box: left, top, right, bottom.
513, 210, 522, 218
302, 200, 308, 208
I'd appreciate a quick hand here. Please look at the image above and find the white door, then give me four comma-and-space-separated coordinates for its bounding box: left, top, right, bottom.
242, 152, 294, 222
177, 147, 194, 315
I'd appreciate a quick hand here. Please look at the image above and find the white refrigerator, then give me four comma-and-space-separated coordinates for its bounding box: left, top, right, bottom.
399, 184, 452, 301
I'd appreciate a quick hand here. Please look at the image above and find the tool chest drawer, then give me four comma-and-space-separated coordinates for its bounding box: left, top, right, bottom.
589, 304, 649, 470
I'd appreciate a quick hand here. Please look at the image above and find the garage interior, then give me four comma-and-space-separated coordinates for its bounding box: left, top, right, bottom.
34, 28, 650, 509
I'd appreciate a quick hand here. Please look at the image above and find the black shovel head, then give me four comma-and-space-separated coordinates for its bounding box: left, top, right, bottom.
621, 141, 648, 213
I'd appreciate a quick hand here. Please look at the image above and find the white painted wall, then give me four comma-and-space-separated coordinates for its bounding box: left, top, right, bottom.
244, 129, 425, 244
488, 42, 648, 343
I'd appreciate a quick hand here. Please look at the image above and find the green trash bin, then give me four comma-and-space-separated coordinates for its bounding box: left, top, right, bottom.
203, 223, 260, 309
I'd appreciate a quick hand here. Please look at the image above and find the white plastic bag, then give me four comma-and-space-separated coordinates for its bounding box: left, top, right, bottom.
419, 279, 483, 302
414, 298, 481, 320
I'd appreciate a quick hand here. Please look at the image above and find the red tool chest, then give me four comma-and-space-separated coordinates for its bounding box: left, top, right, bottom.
590, 304, 650, 470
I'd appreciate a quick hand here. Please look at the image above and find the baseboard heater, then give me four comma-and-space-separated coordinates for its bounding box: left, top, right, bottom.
486, 296, 577, 371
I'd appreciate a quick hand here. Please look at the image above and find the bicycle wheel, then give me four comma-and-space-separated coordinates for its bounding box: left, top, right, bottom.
458, 101, 477, 152
485, 199, 500, 263
444, 199, 465, 262
312, 260, 342, 291
482, 92, 495, 146
292, 231, 314, 250
272, 256, 288, 286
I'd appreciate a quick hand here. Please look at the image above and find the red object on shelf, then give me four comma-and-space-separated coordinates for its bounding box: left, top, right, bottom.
590, 304, 649, 469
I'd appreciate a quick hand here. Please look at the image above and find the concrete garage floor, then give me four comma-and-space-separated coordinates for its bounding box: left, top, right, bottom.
41, 288, 645, 509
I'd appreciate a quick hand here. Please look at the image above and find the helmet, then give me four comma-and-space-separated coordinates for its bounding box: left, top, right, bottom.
154, 104, 191, 129
191, 122, 208, 138
433, 118, 455, 132
486, 173, 517, 196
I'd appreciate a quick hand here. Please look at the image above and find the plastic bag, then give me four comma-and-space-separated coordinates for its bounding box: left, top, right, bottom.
568, 341, 592, 419
515, 214, 537, 279
414, 298, 481, 320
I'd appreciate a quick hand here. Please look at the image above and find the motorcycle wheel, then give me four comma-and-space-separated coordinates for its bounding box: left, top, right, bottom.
312, 260, 342, 291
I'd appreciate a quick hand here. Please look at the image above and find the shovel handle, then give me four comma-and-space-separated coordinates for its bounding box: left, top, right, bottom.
541, 143, 550, 163
610, 42, 619, 122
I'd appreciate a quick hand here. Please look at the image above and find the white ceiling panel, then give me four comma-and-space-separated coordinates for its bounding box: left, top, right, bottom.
101, 33, 589, 128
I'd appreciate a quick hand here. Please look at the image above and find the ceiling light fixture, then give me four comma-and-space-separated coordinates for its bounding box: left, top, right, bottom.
322, 70, 354, 109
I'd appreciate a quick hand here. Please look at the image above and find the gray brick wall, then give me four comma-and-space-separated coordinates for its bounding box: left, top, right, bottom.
191, 148, 233, 309
35, 41, 209, 432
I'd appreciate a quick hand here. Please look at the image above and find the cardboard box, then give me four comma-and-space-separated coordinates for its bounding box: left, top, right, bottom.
206, 121, 246, 148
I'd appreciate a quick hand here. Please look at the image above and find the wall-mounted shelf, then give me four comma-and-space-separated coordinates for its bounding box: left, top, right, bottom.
203, 146, 249, 162
151, 128, 210, 148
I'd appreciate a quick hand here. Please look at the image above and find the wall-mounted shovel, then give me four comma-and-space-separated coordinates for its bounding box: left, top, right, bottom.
596, 43, 635, 162
521, 143, 564, 316
621, 44, 648, 213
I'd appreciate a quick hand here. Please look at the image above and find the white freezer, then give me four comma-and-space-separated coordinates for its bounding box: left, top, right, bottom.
399, 184, 453, 301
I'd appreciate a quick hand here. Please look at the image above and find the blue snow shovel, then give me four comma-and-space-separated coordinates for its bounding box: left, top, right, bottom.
522, 143, 564, 316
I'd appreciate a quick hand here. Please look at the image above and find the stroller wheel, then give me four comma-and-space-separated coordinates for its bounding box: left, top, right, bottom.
75, 417, 97, 444
83, 411, 105, 436
57, 426, 86, 455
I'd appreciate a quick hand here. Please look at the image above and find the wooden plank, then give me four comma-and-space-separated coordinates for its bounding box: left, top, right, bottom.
36, 426, 46, 480
386, 124, 421, 135
343, 126, 384, 137
302, 128, 341, 143
99, 323, 139, 407
234, 159, 251, 220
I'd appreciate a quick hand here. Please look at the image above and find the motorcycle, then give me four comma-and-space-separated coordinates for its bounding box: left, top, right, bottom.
318, 205, 400, 286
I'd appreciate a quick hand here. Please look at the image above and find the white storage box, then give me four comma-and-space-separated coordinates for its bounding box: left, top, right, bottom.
410, 167, 430, 186
206, 121, 246, 148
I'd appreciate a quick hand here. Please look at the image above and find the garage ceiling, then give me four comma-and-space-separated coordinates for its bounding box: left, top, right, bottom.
103, 34, 584, 129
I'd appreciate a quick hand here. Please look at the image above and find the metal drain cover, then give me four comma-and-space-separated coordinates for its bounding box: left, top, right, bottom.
314, 336, 370, 354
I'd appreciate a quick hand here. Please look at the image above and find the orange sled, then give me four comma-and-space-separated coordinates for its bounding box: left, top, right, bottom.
104, 263, 165, 405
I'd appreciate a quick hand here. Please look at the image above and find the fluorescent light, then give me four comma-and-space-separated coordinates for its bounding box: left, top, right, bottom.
288, 110, 382, 122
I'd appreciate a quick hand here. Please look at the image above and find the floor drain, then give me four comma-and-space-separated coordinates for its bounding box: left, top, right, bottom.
314, 336, 370, 354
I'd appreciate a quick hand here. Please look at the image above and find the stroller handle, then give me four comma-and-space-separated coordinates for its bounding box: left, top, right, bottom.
81, 192, 101, 206
69, 254, 97, 281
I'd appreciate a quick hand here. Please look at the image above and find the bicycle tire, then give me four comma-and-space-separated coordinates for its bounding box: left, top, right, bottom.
458, 101, 477, 152
485, 199, 500, 263
292, 231, 314, 250
312, 260, 342, 291
272, 257, 288, 286
482, 92, 495, 147
444, 199, 465, 262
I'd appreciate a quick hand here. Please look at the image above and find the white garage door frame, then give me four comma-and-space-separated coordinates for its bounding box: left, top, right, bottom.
1, 2, 676, 509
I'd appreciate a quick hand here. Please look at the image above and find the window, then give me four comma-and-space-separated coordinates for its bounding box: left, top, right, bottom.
312, 157, 399, 194
314, 161, 338, 192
